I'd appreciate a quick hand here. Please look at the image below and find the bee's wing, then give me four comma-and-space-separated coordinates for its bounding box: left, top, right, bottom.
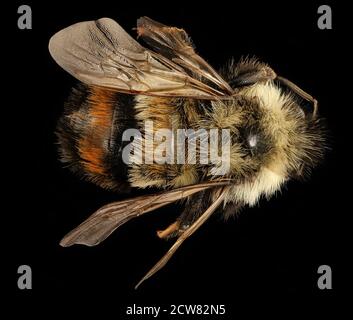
49, 18, 233, 99
60, 181, 230, 247
135, 186, 230, 289
136, 16, 233, 95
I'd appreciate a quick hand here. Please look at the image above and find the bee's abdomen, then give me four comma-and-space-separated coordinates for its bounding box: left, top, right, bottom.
56, 84, 136, 191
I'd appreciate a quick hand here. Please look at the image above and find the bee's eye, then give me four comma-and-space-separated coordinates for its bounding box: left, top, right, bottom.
244, 131, 268, 156
238, 126, 269, 157
247, 134, 258, 149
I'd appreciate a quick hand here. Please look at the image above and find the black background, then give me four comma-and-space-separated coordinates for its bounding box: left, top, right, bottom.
6, 0, 351, 315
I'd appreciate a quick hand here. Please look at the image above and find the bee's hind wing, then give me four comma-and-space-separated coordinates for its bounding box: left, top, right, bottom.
60, 181, 230, 247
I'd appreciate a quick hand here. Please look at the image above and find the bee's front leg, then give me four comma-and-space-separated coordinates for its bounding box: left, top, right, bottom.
230, 59, 276, 88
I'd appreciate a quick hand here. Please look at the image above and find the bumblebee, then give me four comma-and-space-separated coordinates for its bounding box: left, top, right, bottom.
49, 17, 325, 288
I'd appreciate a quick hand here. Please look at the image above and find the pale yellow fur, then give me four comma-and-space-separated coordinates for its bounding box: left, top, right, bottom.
229, 82, 296, 206
129, 82, 318, 207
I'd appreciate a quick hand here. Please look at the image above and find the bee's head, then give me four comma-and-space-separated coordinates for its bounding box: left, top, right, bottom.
203, 82, 325, 206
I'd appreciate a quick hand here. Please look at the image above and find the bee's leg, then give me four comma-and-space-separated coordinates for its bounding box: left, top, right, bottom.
157, 190, 210, 240
230, 63, 276, 88
276, 76, 318, 117
157, 221, 180, 239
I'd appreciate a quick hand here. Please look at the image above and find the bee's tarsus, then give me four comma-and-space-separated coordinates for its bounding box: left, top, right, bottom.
157, 221, 180, 239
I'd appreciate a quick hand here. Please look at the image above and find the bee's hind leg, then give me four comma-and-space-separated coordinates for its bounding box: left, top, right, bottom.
156, 190, 210, 240
157, 221, 180, 239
